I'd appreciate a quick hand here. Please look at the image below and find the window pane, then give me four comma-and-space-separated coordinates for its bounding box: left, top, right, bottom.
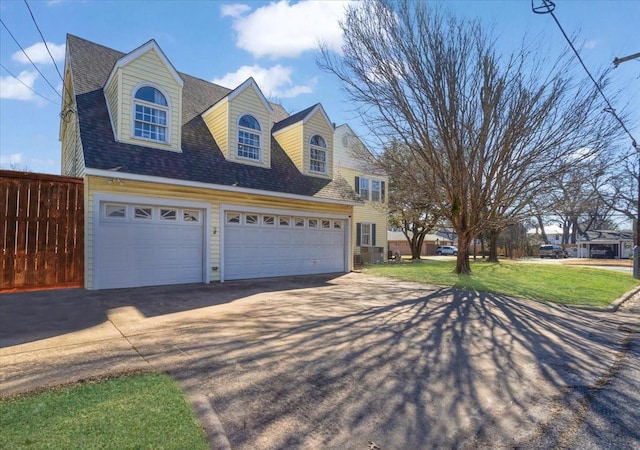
308, 219, 318, 228
160, 209, 176, 220
106, 204, 126, 218
310, 135, 326, 147
134, 207, 152, 219
333, 220, 342, 229
321, 219, 331, 228
183, 210, 200, 222
279, 216, 290, 226
239, 115, 260, 130
245, 214, 258, 225
263, 215, 275, 225
226, 212, 241, 224
294, 218, 305, 227
135, 86, 167, 106
372, 180, 381, 202
360, 178, 370, 200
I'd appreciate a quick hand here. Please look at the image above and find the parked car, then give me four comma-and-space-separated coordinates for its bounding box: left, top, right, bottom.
539, 244, 566, 259
436, 245, 458, 256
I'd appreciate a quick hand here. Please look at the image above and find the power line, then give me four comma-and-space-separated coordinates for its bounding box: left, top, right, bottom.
0, 17, 61, 99
0, 62, 57, 104
532, 0, 638, 149
22, 0, 64, 82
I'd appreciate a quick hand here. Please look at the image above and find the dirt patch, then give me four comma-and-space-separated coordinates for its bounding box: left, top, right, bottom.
562, 259, 632, 267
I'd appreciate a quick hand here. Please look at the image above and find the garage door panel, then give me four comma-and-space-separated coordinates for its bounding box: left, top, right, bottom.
224, 211, 346, 281
95, 202, 205, 289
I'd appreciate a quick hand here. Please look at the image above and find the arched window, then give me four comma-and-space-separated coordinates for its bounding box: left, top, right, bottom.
309, 134, 327, 173
133, 86, 168, 143
237, 114, 261, 160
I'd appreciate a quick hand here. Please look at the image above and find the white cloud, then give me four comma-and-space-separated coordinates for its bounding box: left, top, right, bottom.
212, 64, 316, 99
0, 153, 23, 166
221, 3, 251, 18
224, 0, 351, 58
0, 70, 38, 101
12, 42, 65, 65
582, 39, 597, 50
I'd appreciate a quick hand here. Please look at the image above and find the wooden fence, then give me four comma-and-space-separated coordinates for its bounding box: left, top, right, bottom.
1, 170, 84, 291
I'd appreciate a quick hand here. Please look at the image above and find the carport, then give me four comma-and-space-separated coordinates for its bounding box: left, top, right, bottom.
577, 230, 634, 259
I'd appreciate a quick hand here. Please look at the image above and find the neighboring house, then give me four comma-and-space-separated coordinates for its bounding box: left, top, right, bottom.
60, 35, 363, 289
387, 231, 454, 257
333, 124, 388, 264
577, 230, 634, 259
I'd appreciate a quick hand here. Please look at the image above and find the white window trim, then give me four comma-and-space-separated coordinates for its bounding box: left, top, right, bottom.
130, 83, 171, 145
236, 114, 263, 162
309, 135, 328, 174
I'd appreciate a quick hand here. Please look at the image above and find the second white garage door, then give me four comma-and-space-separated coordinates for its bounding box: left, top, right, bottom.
223, 211, 347, 280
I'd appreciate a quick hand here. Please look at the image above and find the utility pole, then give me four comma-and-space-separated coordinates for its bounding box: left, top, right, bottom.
612, 52, 640, 278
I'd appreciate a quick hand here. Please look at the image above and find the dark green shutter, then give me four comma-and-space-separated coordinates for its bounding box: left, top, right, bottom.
356, 223, 362, 246
372, 224, 377, 246
381, 181, 386, 202
355, 176, 360, 194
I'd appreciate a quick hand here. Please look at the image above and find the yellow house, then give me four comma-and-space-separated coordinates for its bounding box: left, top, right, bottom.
60, 35, 361, 289
333, 124, 388, 264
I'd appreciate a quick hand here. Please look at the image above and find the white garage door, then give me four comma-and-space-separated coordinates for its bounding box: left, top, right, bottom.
94, 202, 205, 289
224, 211, 346, 280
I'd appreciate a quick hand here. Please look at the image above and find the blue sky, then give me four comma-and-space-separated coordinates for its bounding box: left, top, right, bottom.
1, 0, 638, 175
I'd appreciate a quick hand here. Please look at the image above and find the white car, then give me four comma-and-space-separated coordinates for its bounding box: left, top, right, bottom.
436, 245, 458, 256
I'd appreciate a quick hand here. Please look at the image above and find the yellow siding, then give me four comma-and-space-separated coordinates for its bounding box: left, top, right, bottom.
303, 111, 334, 179
228, 87, 272, 168
105, 72, 120, 139
337, 167, 388, 258
118, 49, 182, 151
60, 71, 85, 177
202, 100, 229, 157
85, 176, 352, 287
274, 124, 304, 171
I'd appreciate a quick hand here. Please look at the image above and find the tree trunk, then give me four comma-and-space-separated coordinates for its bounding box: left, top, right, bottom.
487, 229, 499, 263
454, 232, 472, 274
536, 215, 548, 244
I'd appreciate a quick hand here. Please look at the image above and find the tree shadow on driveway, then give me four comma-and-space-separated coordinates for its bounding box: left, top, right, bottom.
146, 276, 634, 449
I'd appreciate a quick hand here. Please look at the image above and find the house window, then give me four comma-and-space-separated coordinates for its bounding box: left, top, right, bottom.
245, 214, 259, 225
333, 220, 343, 230
294, 217, 305, 227
308, 219, 318, 228
105, 204, 126, 218
237, 114, 261, 161
321, 219, 331, 229
357, 223, 376, 247
359, 178, 370, 200
309, 135, 327, 174
371, 180, 381, 202
133, 86, 168, 143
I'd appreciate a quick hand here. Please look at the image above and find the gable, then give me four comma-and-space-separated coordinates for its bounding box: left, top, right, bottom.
202, 78, 272, 168
103, 42, 183, 152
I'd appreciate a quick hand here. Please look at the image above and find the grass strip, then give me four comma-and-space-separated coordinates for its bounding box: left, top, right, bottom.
0, 372, 208, 450
365, 260, 639, 307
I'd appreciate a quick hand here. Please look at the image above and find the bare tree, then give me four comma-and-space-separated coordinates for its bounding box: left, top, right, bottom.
319, 0, 620, 274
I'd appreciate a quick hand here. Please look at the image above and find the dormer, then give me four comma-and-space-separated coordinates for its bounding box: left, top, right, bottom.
272, 103, 334, 179
104, 40, 183, 152
202, 78, 273, 169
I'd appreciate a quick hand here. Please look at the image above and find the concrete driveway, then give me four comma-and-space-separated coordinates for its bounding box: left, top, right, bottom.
1, 273, 639, 449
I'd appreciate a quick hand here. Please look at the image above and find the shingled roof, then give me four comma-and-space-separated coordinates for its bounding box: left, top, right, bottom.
66, 34, 358, 203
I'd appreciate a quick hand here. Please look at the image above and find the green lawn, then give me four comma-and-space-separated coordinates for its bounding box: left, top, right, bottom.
364, 259, 639, 307
0, 372, 208, 450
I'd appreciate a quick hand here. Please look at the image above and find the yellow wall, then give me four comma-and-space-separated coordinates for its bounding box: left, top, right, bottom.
202, 100, 229, 157
105, 72, 119, 138
117, 49, 183, 151
84, 175, 352, 288
337, 166, 388, 257
274, 123, 304, 170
